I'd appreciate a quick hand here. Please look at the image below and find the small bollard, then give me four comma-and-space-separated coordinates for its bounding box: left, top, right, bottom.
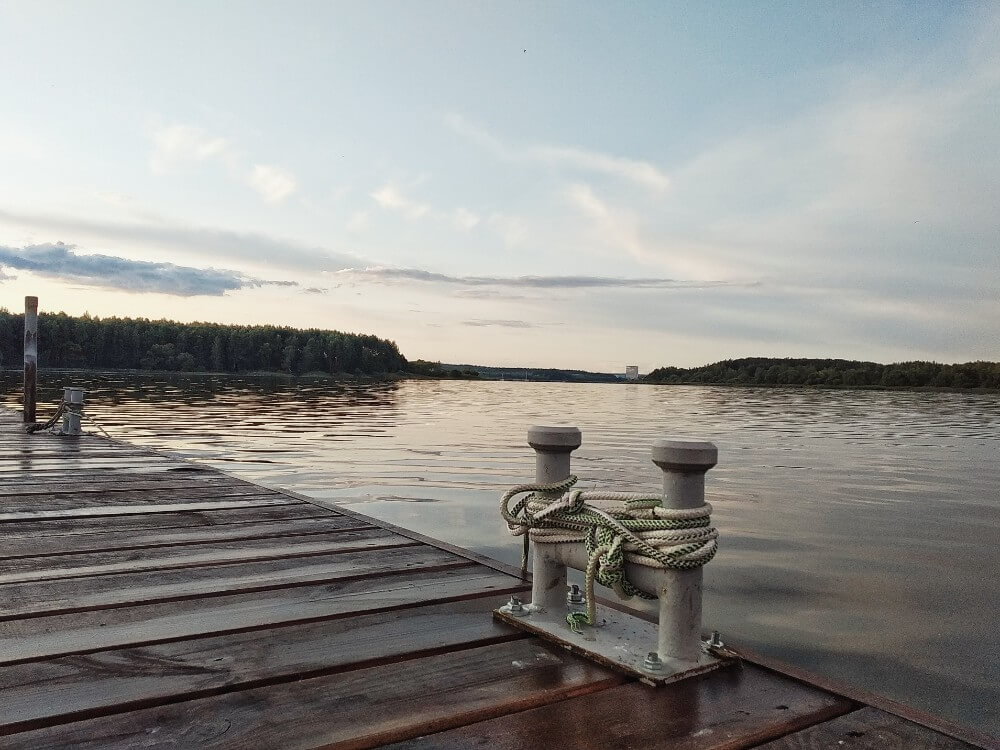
526, 425, 582, 612
62, 387, 84, 436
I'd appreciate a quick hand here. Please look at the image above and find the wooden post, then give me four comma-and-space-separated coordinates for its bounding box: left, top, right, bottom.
23, 296, 38, 424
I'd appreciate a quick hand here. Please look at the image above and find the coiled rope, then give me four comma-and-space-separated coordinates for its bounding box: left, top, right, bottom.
24, 400, 67, 434
500, 475, 717, 631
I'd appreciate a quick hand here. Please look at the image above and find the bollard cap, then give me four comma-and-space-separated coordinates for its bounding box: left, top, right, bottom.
527, 425, 582, 453
651, 439, 717, 473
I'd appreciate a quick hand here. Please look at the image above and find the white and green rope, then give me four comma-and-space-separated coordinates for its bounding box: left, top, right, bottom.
500, 475, 717, 632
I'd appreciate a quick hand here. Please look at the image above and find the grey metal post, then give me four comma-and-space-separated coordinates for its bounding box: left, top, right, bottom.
23, 296, 38, 424
527, 425, 581, 611
651, 439, 717, 663
63, 387, 84, 436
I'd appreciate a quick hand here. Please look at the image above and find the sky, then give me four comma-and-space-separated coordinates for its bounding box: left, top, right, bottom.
0, 1, 998, 372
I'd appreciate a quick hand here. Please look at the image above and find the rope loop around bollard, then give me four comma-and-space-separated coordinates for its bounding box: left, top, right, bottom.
24, 400, 67, 434
500, 475, 718, 629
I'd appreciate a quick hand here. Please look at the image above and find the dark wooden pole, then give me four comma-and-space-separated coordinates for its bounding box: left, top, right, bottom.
23, 296, 38, 423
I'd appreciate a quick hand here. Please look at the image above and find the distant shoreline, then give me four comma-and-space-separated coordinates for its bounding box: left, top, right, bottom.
638, 379, 999, 394
2, 367, 997, 393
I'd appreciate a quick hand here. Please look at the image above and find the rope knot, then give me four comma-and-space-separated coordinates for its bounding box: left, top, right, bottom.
565, 489, 586, 513
500, 475, 719, 630
624, 496, 661, 518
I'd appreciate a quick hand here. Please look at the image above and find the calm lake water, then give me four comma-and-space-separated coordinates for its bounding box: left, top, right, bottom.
3, 372, 999, 737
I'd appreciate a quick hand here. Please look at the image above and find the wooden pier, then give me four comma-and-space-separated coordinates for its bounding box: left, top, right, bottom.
0, 408, 991, 749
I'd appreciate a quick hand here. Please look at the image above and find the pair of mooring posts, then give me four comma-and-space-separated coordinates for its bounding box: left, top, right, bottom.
22, 295, 84, 436
495, 425, 725, 685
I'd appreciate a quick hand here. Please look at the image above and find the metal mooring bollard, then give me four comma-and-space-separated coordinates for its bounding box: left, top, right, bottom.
500, 425, 723, 682
62, 387, 84, 436
651, 439, 718, 663
526, 425, 581, 611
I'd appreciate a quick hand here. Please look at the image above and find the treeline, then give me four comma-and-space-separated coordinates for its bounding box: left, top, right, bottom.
0, 310, 408, 376
446, 364, 621, 383
643, 357, 1000, 389
408, 360, 481, 379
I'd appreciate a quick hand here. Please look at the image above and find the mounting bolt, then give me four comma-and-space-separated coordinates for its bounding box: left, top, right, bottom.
706, 631, 724, 649
643, 651, 664, 672
566, 584, 585, 606
502, 595, 529, 617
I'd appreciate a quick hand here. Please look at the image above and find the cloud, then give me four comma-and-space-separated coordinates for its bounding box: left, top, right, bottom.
462, 319, 534, 328
0, 242, 295, 296
148, 124, 298, 204
0, 208, 363, 273
487, 213, 527, 246
532, 145, 670, 192
564, 183, 650, 263
447, 114, 669, 191
649, 29, 1000, 286
336, 266, 750, 290
451, 288, 533, 300
249, 164, 296, 202
303, 287, 327, 294
368, 186, 483, 235
149, 124, 232, 174
346, 210, 370, 232
452, 207, 480, 230
370, 184, 430, 218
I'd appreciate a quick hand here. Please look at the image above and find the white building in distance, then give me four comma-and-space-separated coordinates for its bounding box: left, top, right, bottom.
625, 365, 639, 380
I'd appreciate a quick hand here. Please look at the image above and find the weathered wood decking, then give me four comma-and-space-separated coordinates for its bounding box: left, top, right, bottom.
0, 408, 991, 749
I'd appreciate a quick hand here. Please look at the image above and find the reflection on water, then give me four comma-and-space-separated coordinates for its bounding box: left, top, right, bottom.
3, 371, 999, 736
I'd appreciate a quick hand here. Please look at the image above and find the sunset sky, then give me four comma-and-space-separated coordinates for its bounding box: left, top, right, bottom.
1, 1, 998, 371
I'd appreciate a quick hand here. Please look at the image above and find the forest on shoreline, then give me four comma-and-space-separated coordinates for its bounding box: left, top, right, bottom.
2, 310, 997, 389
0, 310, 407, 376
643, 357, 1000, 390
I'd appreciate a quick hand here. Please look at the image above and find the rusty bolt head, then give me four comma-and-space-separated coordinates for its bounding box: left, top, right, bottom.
643, 652, 664, 671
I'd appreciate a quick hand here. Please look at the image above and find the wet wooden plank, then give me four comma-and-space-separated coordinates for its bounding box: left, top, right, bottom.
301, 493, 531, 581
1, 492, 284, 516
0, 503, 334, 540
2, 486, 280, 511
386, 664, 855, 750
0, 496, 301, 523
755, 707, 982, 749
0, 462, 192, 478
0, 597, 524, 735
0, 476, 247, 494
0, 568, 525, 665
0, 639, 621, 749
2, 482, 272, 501
726, 643, 999, 750
0, 527, 406, 583
0, 534, 435, 618
0, 469, 225, 487
0, 515, 367, 559
0, 457, 177, 470
0, 449, 162, 460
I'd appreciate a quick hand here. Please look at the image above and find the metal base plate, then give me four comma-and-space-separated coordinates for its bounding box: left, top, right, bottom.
494, 604, 726, 686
